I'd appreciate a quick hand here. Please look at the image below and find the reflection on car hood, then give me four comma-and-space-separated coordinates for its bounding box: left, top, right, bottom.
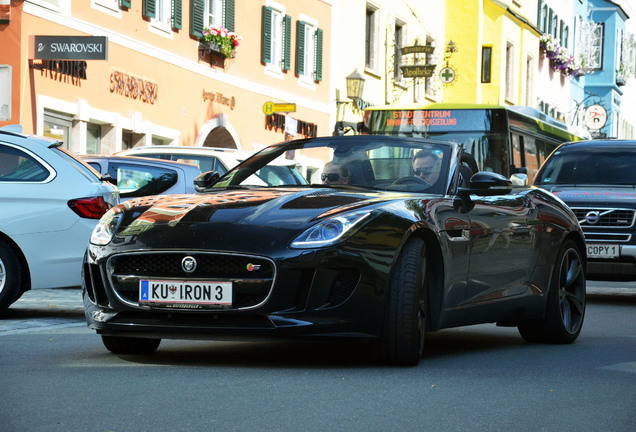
541, 186, 636, 205
112, 188, 408, 251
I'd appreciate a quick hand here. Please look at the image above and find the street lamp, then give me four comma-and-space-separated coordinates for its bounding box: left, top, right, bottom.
333, 69, 367, 135
345, 69, 366, 101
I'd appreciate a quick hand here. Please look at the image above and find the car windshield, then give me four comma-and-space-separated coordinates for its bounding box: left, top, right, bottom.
535, 146, 636, 186
209, 136, 452, 194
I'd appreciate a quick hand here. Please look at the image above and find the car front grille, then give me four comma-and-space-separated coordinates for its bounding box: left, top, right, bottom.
572, 208, 635, 228
106, 251, 275, 310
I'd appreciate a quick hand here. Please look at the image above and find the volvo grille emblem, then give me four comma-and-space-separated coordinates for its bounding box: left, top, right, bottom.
181, 256, 197, 273
585, 211, 601, 225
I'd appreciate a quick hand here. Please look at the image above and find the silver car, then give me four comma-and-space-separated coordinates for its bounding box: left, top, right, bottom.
81, 155, 202, 200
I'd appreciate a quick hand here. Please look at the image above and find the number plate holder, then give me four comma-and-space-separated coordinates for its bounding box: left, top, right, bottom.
139, 280, 232, 309
586, 243, 620, 259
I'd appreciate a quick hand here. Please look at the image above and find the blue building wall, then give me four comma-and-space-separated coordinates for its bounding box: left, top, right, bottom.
585, 0, 629, 138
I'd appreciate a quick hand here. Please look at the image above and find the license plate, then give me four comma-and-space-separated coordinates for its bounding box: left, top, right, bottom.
139, 280, 232, 308
586, 244, 620, 259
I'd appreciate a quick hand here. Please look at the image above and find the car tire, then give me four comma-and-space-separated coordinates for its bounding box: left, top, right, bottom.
518, 239, 585, 344
380, 237, 427, 366
0, 240, 23, 314
101, 335, 161, 354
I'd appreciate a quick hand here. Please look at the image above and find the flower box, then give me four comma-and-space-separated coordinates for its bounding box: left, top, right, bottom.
199, 41, 235, 59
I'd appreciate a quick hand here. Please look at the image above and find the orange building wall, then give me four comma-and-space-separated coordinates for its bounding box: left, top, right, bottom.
1, 0, 332, 153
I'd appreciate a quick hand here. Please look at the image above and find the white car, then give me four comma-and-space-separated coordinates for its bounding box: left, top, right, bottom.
0, 125, 119, 313
118, 145, 309, 186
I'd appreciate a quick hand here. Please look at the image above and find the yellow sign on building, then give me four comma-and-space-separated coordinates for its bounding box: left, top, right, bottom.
263, 101, 296, 115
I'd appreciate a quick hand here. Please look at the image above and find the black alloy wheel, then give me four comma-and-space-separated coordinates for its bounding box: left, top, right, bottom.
518, 239, 586, 344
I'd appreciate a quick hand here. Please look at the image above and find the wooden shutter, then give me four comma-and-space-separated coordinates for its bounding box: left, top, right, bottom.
283, 15, 291, 71
296, 21, 306, 76
261, 6, 272, 64
173, 0, 182, 30
224, 0, 235, 32
121, 0, 132, 8
190, 0, 205, 39
315, 28, 323, 81
143, 0, 156, 19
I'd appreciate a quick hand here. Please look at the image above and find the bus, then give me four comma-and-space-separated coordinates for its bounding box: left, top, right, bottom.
362, 103, 589, 183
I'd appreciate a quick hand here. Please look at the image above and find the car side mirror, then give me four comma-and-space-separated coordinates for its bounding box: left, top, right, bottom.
510, 173, 528, 187
458, 171, 513, 197
194, 171, 220, 192
101, 173, 116, 185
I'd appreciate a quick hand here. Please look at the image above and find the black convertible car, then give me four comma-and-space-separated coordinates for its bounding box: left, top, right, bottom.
83, 135, 586, 365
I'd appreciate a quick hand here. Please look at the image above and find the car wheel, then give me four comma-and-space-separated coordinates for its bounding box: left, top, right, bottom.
518, 239, 585, 344
101, 335, 161, 354
381, 238, 427, 366
0, 240, 23, 314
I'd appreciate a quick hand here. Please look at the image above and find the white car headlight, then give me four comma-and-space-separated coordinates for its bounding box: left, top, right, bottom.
291, 210, 372, 248
90, 209, 123, 245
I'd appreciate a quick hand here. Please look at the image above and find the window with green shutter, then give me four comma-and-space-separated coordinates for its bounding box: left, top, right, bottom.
296, 21, 306, 76
283, 15, 291, 71
143, 0, 156, 19
224, 0, 235, 32
121, 0, 132, 8
173, 0, 182, 30
261, 6, 272, 64
315, 28, 323, 82
190, 0, 205, 39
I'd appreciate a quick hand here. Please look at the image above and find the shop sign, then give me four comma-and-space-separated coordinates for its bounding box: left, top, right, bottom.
33, 36, 108, 60
401, 45, 435, 55
202, 90, 236, 110
400, 65, 436, 78
266, 113, 317, 138
263, 101, 296, 115
109, 71, 158, 104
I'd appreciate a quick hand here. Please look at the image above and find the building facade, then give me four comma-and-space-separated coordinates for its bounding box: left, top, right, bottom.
332, 0, 445, 135
0, 0, 332, 154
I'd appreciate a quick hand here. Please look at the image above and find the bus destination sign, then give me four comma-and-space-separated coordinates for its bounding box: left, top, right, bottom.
386, 110, 458, 127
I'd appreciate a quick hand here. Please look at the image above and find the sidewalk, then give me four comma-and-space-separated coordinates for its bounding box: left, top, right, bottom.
0, 288, 85, 336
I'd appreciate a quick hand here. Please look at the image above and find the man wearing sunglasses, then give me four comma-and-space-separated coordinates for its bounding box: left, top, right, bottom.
412, 150, 440, 185
321, 162, 350, 185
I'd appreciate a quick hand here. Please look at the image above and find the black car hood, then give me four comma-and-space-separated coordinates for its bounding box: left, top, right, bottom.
538, 185, 636, 207
112, 188, 410, 251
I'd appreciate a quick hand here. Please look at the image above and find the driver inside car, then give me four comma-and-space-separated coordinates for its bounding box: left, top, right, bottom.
412, 150, 441, 185
321, 162, 350, 185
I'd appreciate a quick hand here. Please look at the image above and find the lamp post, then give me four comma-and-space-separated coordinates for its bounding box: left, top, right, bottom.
333, 69, 366, 135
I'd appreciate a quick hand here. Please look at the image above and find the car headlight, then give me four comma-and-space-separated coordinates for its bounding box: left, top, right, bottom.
291, 210, 372, 248
90, 208, 123, 245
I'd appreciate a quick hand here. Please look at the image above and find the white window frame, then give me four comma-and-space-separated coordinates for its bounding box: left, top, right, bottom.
505, 41, 515, 103
264, 0, 286, 79
298, 13, 318, 88
588, 22, 603, 70
205, 0, 223, 28
365, 3, 380, 74
25, 0, 70, 14
526, 54, 534, 107
149, 0, 174, 38
91, 0, 121, 18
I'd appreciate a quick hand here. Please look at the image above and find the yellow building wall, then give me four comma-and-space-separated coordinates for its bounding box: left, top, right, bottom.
444, 0, 539, 106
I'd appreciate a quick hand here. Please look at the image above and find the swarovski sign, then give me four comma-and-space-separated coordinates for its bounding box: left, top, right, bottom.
32, 36, 108, 60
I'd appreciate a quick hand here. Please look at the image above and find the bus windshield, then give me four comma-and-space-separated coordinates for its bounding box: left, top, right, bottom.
363, 108, 509, 175
362, 105, 583, 181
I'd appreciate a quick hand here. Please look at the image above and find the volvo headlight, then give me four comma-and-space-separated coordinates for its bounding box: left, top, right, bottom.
90, 208, 123, 245
291, 210, 372, 248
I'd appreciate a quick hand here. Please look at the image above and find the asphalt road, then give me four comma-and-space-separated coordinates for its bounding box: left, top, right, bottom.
1, 282, 635, 432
